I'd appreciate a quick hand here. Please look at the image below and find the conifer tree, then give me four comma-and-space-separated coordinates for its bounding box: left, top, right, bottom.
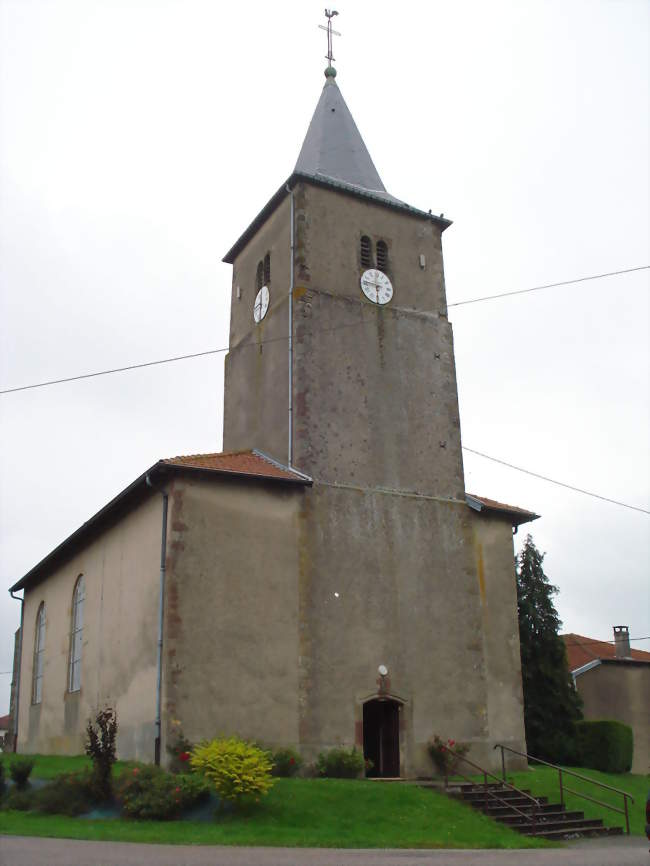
516, 535, 582, 762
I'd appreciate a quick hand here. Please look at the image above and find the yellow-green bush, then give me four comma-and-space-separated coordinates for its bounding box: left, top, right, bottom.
190, 737, 274, 804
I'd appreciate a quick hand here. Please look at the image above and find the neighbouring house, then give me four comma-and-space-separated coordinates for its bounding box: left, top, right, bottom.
0, 714, 9, 750
563, 626, 650, 774
8, 57, 539, 778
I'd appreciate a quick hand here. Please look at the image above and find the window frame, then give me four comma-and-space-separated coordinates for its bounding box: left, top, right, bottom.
32, 602, 46, 705
68, 574, 85, 693
360, 235, 373, 268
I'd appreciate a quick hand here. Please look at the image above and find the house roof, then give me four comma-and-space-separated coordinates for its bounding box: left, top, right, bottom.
161, 450, 311, 482
465, 493, 540, 527
222, 73, 451, 264
563, 633, 650, 672
0, 714, 9, 730
9, 450, 311, 594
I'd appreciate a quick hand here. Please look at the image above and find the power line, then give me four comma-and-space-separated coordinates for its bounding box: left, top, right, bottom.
563, 637, 650, 648
448, 265, 649, 308
0, 319, 372, 395
464, 447, 649, 515
2, 264, 647, 395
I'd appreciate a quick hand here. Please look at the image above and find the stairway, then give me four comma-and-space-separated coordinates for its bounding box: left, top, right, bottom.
446, 782, 624, 840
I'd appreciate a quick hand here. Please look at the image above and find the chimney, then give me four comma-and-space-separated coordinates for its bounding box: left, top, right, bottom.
613, 625, 631, 658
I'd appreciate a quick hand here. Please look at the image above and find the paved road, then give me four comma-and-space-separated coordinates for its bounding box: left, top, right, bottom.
1, 836, 648, 866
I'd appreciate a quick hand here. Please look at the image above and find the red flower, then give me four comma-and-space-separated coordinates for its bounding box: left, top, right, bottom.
448, 740, 455, 747
175, 787, 180, 793
132, 768, 140, 775
289, 757, 295, 765
179, 751, 190, 761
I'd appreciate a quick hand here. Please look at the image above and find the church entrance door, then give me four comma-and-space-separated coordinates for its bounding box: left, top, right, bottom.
363, 699, 400, 778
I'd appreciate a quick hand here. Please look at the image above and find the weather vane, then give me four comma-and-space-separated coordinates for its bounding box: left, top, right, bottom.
319, 9, 341, 68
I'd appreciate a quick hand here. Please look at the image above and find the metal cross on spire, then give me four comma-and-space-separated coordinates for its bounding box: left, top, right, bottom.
319, 9, 341, 69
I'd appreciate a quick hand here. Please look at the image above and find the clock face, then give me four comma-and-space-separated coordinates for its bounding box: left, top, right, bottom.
253, 286, 269, 323
360, 269, 393, 305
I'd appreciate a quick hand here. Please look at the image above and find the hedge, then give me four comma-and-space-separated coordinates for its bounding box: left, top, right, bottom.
575, 720, 633, 773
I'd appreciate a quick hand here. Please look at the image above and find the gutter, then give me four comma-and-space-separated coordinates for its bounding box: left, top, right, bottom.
9, 590, 24, 752
570, 658, 601, 684
146, 472, 169, 766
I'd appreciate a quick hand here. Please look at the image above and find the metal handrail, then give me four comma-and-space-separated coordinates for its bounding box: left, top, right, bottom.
443, 746, 541, 831
494, 743, 635, 835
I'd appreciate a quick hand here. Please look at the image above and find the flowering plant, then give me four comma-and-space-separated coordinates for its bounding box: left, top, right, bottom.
270, 746, 303, 777
427, 734, 470, 777
115, 765, 208, 820
166, 728, 194, 774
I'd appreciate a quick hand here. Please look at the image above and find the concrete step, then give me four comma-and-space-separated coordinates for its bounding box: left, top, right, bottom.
471, 800, 563, 818
460, 788, 538, 803
503, 817, 605, 834
523, 825, 624, 840
463, 794, 548, 809
496, 809, 584, 825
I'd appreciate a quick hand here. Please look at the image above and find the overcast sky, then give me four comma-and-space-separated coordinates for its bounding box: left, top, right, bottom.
0, 0, 648, 716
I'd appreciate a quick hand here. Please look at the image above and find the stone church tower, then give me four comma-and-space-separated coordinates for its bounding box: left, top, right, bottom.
10, 58, 535, 777
219, 66, 532, 774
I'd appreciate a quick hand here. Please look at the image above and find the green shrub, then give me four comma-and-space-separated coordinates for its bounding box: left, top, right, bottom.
3, 787, 35, 811
33, 771, 96, 816
116, 765, 208, 820
85, 707, 118, 801
316, 747, 365, 779
190, 737, 274, 804
9, 757, 35, 790
0, 758, 4, 794
271, 747, 303, 777
576, 720, 633, 773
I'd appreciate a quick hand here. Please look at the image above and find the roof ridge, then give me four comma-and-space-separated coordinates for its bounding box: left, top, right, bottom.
163, 449, 254, 462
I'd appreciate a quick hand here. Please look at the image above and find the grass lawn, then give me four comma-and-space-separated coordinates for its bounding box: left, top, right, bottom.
1, 753, 138, 780
0, 757, 550, 849
501, 766, 649, 836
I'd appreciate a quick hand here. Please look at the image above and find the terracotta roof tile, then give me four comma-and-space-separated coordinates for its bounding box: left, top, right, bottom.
562, 633, 650, 671
161, 450, 310, 483
466, 493, 539, 526
469, 494, 537, 516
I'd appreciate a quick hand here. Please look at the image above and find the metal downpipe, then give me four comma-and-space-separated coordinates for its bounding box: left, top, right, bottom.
286, 183, 295, 466
9, 589, 24, 752
146, 473, 168, 766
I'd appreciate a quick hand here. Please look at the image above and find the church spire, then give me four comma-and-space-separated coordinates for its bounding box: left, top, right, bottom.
294, 10, 387, 195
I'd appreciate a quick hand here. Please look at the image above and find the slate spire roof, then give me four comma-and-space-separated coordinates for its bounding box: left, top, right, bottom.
294, 70, 387, 196
223, 69, 451, 264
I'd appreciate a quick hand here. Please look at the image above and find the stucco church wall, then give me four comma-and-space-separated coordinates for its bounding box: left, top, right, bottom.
470, 515, 528, 768
161, 475, 303, 757
576, 663, 650, 774
223, 195, 291, 462
297, 483, 517, 775
17, 495, 162, 760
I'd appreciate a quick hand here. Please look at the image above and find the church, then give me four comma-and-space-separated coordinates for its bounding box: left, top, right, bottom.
9, 48, 538, 777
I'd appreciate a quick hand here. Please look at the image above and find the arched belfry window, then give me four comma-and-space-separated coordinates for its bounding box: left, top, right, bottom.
360, 235, 373, 268
68, 575, 85, 693
376, 240, 388, 271
32, 602, 46, 704
264, 252, 271, 286
256, 261, 264, 292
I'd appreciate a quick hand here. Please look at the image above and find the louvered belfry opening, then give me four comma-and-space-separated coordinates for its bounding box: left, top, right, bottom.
256, 261, 264, 291
360, 235, 373, 268
264, 252, 271, 286
376, 240, 388, 271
